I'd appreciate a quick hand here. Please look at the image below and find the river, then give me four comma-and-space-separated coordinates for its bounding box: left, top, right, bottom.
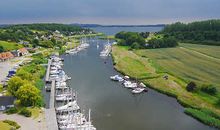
61, 27, 215, 130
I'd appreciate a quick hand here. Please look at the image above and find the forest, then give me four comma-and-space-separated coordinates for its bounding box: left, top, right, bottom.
162, 19, 220, 45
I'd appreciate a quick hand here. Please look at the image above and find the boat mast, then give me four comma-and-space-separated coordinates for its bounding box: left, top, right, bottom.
89, 109, 91, 129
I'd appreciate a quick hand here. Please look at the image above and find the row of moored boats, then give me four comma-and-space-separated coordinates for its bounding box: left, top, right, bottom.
49, 55, 96, 130
100, 40, 111, 57
110, 75, 148, 94
66, 39, 90, 55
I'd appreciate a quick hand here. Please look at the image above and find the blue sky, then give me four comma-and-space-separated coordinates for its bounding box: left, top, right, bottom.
0, 0, 220, 24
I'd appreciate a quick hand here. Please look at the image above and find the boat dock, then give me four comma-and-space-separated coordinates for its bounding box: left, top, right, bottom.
45, 61, 58, 130
45, 59, 51, 83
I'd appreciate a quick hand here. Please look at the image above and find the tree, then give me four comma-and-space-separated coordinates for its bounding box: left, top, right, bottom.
16, 69, 34, 81
201, 84, 217, 95
131, 42, 141, 49
186, 81, 197, 92
16, 84, 42, 106
32, 39, 39, 48
7, 76, 27, 96
0, 45, 4, 52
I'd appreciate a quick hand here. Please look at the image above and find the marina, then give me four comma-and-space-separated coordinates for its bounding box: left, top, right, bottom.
45, 54, 96, 130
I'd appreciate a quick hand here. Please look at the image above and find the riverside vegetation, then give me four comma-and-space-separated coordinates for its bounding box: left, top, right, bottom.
112, 20, 220, 128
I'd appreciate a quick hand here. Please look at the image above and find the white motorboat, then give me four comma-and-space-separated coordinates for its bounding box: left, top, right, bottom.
110, 75, 124, 82
56, 86, 69, 90
123, 81, 137, 88
56, 101, 80, 112
56, 95, 73, 101
50, 70, 59, 74
132, 87, 145, 94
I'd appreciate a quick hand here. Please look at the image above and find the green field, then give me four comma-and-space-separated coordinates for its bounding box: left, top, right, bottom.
180, 43, 220, 59
134, 46, 220, 88
0, 41, 23, 51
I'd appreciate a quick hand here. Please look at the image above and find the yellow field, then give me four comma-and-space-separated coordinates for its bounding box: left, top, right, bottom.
0, 121, 11, 130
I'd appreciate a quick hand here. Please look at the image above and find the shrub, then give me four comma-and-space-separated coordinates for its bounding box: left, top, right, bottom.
19, 108, 32, 117
201, 84, 217, 95
5, 107, 18, 114
186, 81, 197, 92
3, 120, 21, 129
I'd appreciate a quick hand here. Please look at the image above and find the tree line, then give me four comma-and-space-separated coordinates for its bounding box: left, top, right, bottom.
162, 19, 220, 45
115, 31, 178, 49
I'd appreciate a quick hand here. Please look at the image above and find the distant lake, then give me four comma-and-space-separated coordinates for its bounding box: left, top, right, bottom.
90, 26, 163, 35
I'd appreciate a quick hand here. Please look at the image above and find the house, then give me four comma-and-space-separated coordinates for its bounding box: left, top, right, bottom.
0, 52, 14, 62
17, 48, 28, 56
0, 96, 15, 111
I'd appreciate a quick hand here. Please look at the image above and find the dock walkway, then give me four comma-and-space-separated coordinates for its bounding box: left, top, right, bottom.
45, 72, 58, 130
45, 59, 51, 83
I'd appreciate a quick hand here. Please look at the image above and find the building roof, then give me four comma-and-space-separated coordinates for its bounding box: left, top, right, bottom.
0, 96, 15, 106
18, 48, 28, 53
0, 52, 14, 60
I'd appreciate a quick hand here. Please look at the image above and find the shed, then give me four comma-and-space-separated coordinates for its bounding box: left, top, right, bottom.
0, 96, 15, 111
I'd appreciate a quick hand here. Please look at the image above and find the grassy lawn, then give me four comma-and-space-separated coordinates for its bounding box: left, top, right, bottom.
0, 121, 11, 130
112, 46, 157, 79
27, 107, 41, 119
0, 41, 23, 51
112, 45, 220, 128
134, 46, 220, 88
180, 43, 220, 59
66, 38, 80, 49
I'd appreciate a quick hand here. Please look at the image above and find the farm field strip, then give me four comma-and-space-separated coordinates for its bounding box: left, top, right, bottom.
134, 46, 220, 88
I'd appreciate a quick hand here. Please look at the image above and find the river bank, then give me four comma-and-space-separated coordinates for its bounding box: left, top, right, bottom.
111, 45, 220, 129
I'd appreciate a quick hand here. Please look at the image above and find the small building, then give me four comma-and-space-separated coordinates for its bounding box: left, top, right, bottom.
17, 48, 28, 56
0, 96, 15, 111
0, 52, 14, 62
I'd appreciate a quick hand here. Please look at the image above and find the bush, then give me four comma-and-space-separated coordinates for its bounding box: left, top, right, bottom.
201, 84, 217, 95
19, 108, 32, 117
186, 81, 197, 92
3, 120, 21, 129
5, 107, 18, 114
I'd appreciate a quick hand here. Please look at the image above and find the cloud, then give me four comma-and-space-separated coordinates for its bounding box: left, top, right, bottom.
0, 0, 220, 24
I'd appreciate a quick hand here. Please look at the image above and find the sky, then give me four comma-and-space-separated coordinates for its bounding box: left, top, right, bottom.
0, 0, 220, 25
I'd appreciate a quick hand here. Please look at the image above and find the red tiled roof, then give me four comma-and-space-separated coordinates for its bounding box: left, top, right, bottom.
0, 52, 14, 60
18, 48, 28, 53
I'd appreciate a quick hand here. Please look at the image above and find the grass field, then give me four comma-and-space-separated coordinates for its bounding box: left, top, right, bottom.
112, 45, 220, 128
134, 46, 220, 88
0, 121, 12, 130
0, 41, 23, 51
180, 43, 220, 59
